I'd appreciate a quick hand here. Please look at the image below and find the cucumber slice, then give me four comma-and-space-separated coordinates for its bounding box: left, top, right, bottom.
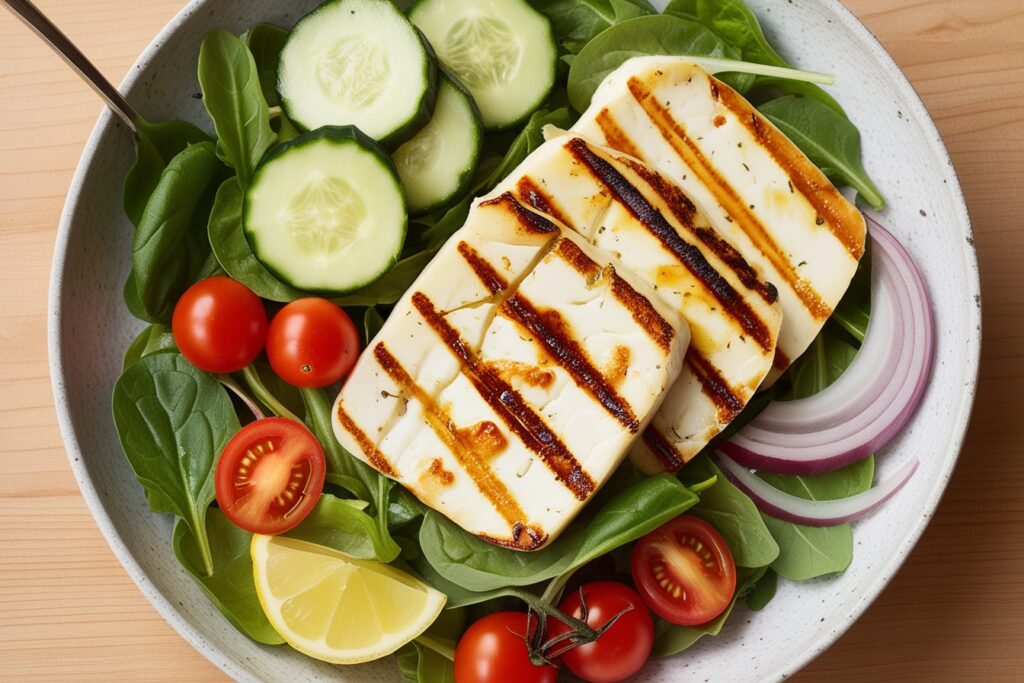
243, 126, 407, 294
393, 71, 483, 216
409, 0, 557, 131
278, 0, 437, 147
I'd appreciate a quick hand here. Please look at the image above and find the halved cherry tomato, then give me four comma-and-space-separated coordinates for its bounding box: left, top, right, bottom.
549, 581, 654, 683
214, 417, 325, 535
631, 515, 736, 626
266, 298, 360, 388
454, 612, 557, 683
172, 277, 267, 373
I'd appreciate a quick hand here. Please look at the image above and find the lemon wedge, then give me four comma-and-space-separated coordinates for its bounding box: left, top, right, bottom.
251, 534, 446, 664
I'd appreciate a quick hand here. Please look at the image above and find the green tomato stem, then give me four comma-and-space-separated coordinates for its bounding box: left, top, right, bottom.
414, 633, 456, 661
240, 365, 301, 422
215, 373, 265, 420
505, 587, 600, 642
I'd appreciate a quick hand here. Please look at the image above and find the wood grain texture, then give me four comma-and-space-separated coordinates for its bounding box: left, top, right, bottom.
0, 0, 1020, 681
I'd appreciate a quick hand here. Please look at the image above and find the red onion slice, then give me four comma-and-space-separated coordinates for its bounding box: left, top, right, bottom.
715, 451, 920, 526
718, 218, 934, 475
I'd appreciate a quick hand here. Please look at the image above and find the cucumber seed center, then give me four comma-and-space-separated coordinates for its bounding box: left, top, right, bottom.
284, 173, 367, 255
316, 37, 389, 108
442, 16, 521, 89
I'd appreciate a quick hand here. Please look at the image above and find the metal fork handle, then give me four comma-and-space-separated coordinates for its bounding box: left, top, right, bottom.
2, 0, 140, 134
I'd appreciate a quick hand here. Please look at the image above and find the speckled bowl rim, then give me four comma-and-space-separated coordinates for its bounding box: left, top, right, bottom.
48, 1, 980, 680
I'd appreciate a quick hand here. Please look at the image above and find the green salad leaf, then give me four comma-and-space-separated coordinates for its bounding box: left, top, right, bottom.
113, 352, 239, 576
830, 241, 872, 343
122, 323, 177, 370
173, 509, 284, 644
129, 141, 229, 321
758, 96, 885, 209
240, 24, 289, 108
124, 119, 212, 228
530, 0, 655, 55
286, 492, 400, 562
363, 306, 386, 344
197, 30, 276, 186
331, 250, 436, 307
745, 567, 777, 611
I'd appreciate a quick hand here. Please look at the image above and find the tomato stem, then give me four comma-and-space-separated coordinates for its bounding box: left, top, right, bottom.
504, 587, 600, 641
240, 365, 302, 422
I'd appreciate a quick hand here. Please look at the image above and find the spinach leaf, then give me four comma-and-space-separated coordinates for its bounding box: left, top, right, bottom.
419, 196, 472, 251
113, 353, 239, 575
395, 608, 463, 682
286, 492, 400, 562
124, 119, 212, 228
207, 178, 305, 302
198, 30, 276, 186
530, 0, 655, 54
331, 250, 436, 307
419, 474, 698, 592
122, 324, 177, 370
130, 141, 229, 321
831, 240, 872, 343
745, 567, 777, 611
240, 24, 288, 108
173, 509, 283, 644
249, 361, 305, 420
758, 96, 885, 209
364, 306, 386, 344
567, 14, 740, 112
480, 107, 576, 191
680, 454, 779, 568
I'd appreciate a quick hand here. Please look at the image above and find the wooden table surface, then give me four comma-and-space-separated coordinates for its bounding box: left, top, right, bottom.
1, 0, 1021, 680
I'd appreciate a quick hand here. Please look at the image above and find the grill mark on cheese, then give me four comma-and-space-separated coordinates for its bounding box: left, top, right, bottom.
606, 346, 631, 387
595, 108, 643, 159
516, 177, 572, 229
459, 241, 642, 434
489, 360, 556, 389
554, 237, 676, 354
411, 289, 596, 501
479, 523, 548, 551
625, 77, 833, 321
684, 349, 745, 422
335, 400, 397, 476
773, 347, 792, 372
565, 136, 775, 351
372, 342, 532, 525
711, 77, 866, 260
642, 427, 686, 472
455, 421, 509, 460
479, 192, 559, 235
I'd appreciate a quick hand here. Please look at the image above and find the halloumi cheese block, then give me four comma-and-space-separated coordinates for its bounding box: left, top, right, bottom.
572, 57, 866, 382
488, 134, 782, 472
333, 194, 688, 549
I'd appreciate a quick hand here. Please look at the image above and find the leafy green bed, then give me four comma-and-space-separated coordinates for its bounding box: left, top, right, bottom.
112, 0, 881, 679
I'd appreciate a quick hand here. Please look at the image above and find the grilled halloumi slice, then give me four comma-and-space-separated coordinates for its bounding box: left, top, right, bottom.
487, 133, 783, 473
333, 194, 688, 549
572, 57, 866, 381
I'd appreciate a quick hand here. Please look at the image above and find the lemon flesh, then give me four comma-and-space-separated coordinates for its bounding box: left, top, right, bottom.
251, 535, 446, 664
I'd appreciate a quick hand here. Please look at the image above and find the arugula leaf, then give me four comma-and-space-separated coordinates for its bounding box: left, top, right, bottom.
129, 141, 229, 321
758, 96, 885, 209
173, 509, 284, 644
113, 353, 239, 575
530, 0, 655, 54
124, 119, 212, 228
207, 178, 306, 302
240, 24, 288, 108
122, 324, 177, 370
286, 492, 400, 562
419, 474, 698, 592
567, 14, 741, 112
331, 250, 436, 307
680, 454, 779, 568
198, 30, 276, 186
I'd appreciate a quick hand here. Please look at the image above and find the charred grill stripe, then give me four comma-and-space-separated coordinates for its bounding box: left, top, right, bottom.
566, 136, 775, 352
335, 400, 397, 477
372, 343, 530, 523
595, 108, 643, 159
693, 228, 779, 305
516, 178, 572, 228
618, 155, 698, 228
411, 290, 596, 501
627, 77, 833, 321
684, 349, 746, 422
479, 192, 559, 235
712, 77, 866, 260
555, 238, 676, 354
478, 524, 548, 551
773, 347, 792, 371
642, 427, 686, 472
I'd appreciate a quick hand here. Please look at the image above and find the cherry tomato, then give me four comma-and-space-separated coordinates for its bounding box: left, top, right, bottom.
266, 298, 360, 388
631, 515, 736, 626
214, 417, 326, 535
454, 612, 557, 683
549, 581, 654, 683
172, 277, 267, 373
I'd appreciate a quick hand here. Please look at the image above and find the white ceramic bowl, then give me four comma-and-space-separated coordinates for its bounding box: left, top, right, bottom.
49, 0, 980, 680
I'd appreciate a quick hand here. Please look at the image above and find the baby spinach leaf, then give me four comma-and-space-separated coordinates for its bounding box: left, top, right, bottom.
198, 30, 276, 186
529, 0, 655, 54
122, 324, 177, 370
745, 567, 777, 611
173, 509, 284, 644
286, 492, 400, 562
113, 353, 239, 576
364, 307, 386, 345
481, 107, 576, 191
331, 250, 436, 307
567, 14, 740, 112
680, 454, 779, 568
207, 178, 306, 302
130, 141, 229, 321
124, 119, 212, 228
758, 96, 885, 209
240, 24, 288, 108
830, 240, 872, 343
419, 474, 698, 592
